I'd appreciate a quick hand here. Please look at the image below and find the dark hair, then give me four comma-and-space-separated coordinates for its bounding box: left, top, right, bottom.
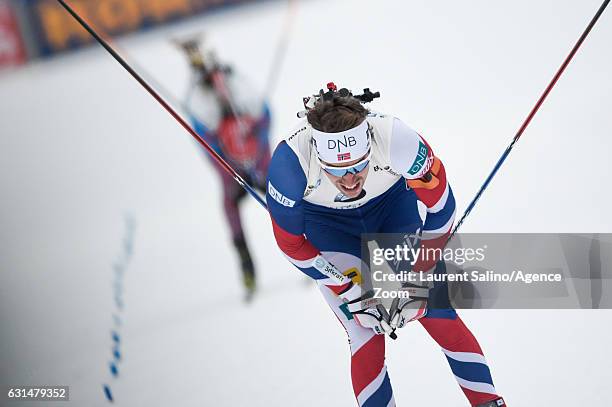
306, 96, 369, 132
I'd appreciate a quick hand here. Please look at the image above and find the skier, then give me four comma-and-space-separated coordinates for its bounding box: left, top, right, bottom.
266, 83, 506, 406
178, 39, 272, 300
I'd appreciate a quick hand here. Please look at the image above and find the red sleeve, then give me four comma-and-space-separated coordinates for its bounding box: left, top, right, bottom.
270, 216, 319, 261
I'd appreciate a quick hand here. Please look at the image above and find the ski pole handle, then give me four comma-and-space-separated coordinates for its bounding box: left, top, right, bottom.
376, 304, 398, 340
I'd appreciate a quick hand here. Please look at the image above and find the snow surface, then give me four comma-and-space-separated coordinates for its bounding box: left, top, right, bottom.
1, 0, 611, 405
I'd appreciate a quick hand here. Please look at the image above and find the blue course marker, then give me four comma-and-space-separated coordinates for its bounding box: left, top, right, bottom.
109, 362, 119, 377
103, 384, 113, 402
113, 347, 121, 361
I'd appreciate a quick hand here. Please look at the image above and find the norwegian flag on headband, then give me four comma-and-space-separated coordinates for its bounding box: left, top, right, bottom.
337, 152, 351, 161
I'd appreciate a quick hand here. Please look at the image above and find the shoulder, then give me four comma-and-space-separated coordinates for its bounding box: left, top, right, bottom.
366, 111, 395, 133
365, 111, 397, 153
279, 119, 313, 167
389, 118, 434, 179
267, 140, 307, 206
284, 119, 311, 146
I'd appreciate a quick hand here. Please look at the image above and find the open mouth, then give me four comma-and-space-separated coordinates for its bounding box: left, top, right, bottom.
339, 180, 361, 192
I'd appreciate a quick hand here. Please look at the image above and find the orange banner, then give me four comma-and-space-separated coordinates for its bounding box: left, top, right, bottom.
29, 0, 248, 55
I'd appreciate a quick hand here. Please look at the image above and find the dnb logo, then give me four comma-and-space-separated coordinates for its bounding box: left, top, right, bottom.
407, 140, 432, 177
328, 135, 357, 152
268, 182, 295, 207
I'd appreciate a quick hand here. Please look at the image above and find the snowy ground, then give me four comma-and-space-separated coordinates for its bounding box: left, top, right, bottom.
1, 0, 611, 405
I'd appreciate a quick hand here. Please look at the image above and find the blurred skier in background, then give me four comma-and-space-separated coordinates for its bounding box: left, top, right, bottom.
177, 38, 271, 301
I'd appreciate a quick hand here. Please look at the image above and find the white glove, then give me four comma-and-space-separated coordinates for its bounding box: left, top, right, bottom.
312, 254, 395, 337
389, 283, 430, 329
340, 282, 394, 336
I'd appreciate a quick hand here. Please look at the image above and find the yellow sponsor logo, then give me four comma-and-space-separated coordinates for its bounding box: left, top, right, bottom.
34, 0, 229, 52
343, 267, 362, 285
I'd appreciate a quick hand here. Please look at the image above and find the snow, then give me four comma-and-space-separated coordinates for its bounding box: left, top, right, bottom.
1, 0, 611, 405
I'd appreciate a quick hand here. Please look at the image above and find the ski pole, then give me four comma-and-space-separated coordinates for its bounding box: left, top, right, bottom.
55, 0, 267, 209
388, 0, 610, 338
108, 37, 217, 132
450, 0, 610, 240
264, 0, 299, 98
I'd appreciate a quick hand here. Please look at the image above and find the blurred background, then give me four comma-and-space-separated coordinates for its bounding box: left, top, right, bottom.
1, 0, 611, 405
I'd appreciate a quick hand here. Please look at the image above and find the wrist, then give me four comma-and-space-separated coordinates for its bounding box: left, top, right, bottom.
338, 281, 360, 301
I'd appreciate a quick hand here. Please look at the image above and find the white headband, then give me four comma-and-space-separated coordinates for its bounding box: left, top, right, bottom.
312, 120, 370, 165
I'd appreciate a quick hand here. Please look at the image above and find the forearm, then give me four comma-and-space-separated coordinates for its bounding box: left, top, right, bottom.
270, 216, 352, 291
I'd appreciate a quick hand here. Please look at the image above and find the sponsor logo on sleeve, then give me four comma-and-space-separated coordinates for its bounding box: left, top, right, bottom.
407, 141, 432, 177
312, 257, 346, 282
268, 182, 296, 207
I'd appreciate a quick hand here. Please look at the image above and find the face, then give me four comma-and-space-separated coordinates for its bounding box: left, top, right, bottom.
321, 155, 370, 198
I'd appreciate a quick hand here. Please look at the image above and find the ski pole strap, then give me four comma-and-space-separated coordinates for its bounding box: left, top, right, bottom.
475, 397, 506, 407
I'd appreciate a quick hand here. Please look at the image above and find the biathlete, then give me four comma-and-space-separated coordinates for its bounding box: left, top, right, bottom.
178, 39, 272, 300
266, 83, 506, 406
